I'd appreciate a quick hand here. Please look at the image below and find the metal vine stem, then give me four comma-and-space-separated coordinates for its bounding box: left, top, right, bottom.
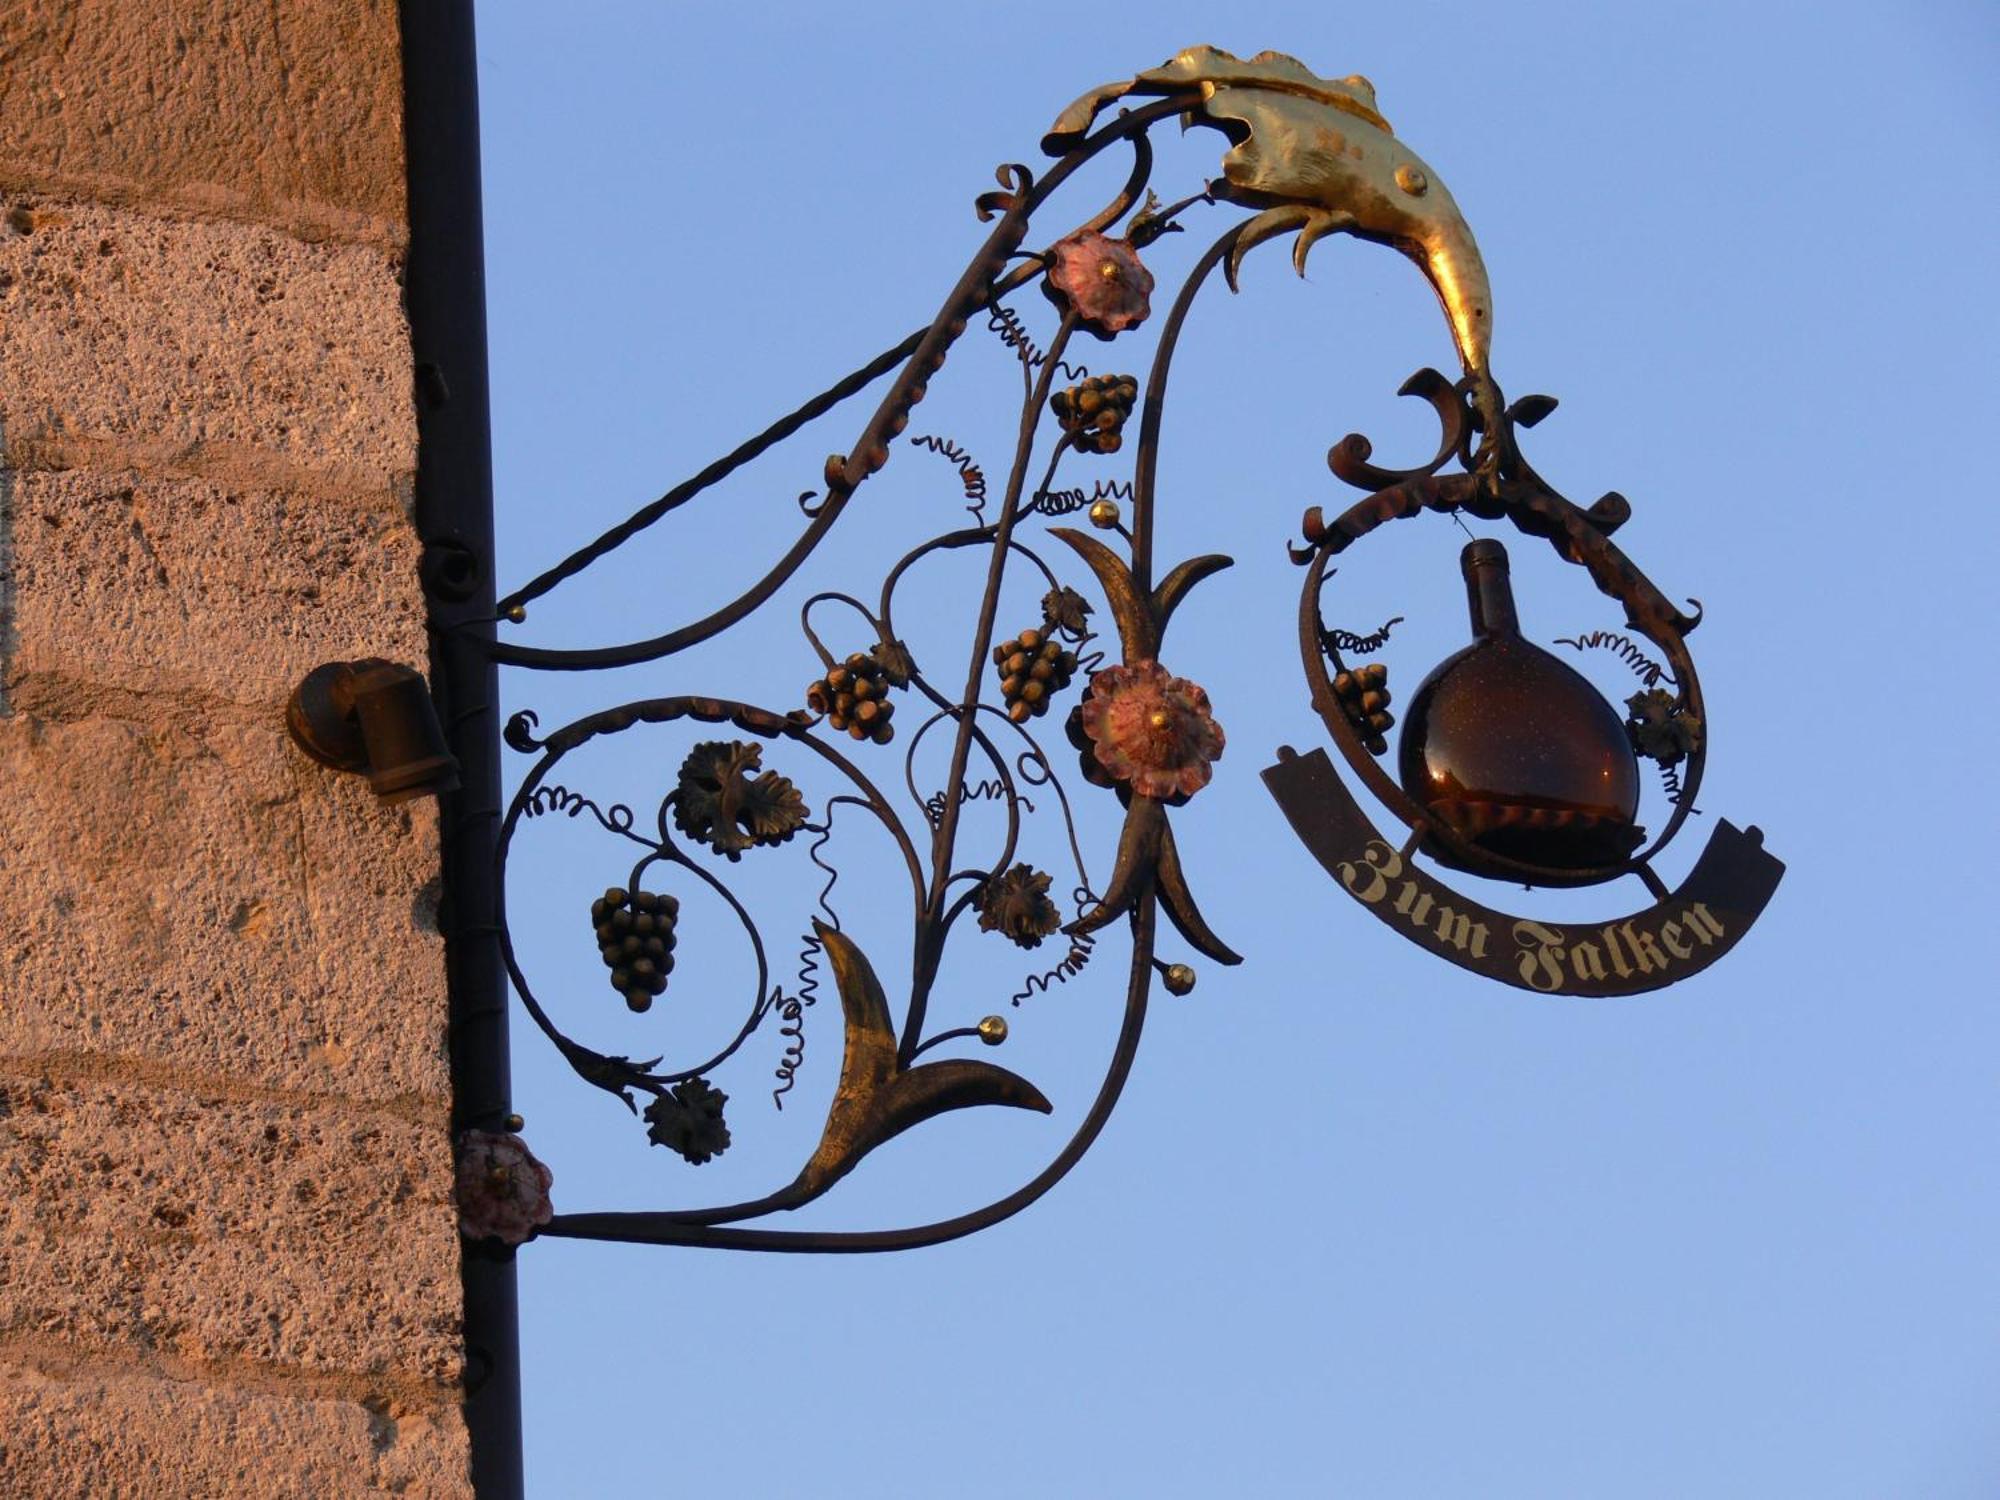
476, 51, 1723, 1251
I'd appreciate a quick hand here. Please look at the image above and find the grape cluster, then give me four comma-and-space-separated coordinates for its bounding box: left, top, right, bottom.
1050, 374, 1138, 455
592, 886, 679, 1013
992, 627, 1078, 724
805, 652, 898, 745
1332, 663, 1395, 755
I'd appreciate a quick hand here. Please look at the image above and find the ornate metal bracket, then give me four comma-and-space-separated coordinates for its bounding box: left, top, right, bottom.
446, 47, 1782, 1256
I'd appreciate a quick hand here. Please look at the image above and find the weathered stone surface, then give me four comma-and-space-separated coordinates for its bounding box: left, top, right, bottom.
0, 708, 448, 1102
4, 468, 423, 704
0, 0, 407, 245
0, 1075, 462, 1383
297, 739, 457, 1061
0, 4, 470, 1483
0, 199, 415, 484
0, 1361, 468, 1498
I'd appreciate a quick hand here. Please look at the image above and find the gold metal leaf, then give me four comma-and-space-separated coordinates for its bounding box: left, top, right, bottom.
1050, 526, 1157, 661
787, 923, 1051, 1202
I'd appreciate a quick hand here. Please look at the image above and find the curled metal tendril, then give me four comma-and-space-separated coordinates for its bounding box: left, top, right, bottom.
521, 784, 638, 839
1658, 761, 1698, 811
924, 777, 1034, 830
907, 433, 990, 523
987, 304, 1090, 386
1321, 615, 1403, 657
770, 975, 813, 1111
1553, 628, 1675, 690
1031, 477, 1134, 518
1010, 888, 1100, 1009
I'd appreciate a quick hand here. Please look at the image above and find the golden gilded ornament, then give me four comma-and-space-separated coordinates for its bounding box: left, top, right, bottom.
1045, 46, 1494, 387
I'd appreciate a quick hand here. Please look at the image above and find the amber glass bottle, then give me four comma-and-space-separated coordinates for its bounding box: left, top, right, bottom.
1396, 539, 1642, 874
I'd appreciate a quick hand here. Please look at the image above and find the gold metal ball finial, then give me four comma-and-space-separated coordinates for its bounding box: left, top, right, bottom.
503, 1113, 525, 1133
977, 1015, 1009, 1045
1162, 963, 1196, 996
1088, 498, 1121, 529
504, 604, 527, 624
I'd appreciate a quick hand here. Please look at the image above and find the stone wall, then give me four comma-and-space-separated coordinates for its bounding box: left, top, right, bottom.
0, 2, 470, 1493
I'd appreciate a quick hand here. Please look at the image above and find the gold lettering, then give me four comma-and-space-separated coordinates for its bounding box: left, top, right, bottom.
1570, 941, 1608, 982
1659, 921, 1691, 960
1432, 905, 1489, 959
1338, 840, 1402, 905
1686, 903, 1725, 943
1621, 921, 1667, 974
1393, 881, 1433, 928
1601, 924, 1633, 980
1512, 920, 1568, 992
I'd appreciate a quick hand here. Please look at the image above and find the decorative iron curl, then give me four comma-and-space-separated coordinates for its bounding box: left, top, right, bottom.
907, 433, 990, 522
924, 777, 1034, 830
1321, 614, 1404, 657
770, 980, 813, 1111
1324, 367, 1477, 495
521, 784, 640, 839
986, 304, 1089, 384
503, 710, 544, 752
1657, 760, 1698, 811
1030, 477, 1134, 518
1553, 628, 1674, 688
1009, 887, 1099, 1008
973, 161, 1037, 221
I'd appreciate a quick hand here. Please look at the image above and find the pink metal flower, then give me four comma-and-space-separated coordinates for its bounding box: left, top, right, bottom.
1079, 660, 1225, 799
455, 1130, 553, 1245
1042, 231, 1153, 338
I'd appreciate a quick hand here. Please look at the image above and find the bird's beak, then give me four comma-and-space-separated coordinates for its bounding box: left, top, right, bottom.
1348, 138, 1495, 385
1406, 207, 1493, 384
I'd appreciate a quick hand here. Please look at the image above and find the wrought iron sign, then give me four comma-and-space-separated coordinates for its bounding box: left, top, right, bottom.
394, 47, 1784, 1258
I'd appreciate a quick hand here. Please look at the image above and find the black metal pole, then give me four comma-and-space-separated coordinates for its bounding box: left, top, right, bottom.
399, 4, 523, 1495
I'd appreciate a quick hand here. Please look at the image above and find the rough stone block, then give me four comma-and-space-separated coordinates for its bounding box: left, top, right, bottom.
0, 0, 407, 245
0, 199, 415, 484
0, 1075, 463, 1383
0, 1362, 469, 1498
3, 468, 424, 705
0, 708, 448, 1102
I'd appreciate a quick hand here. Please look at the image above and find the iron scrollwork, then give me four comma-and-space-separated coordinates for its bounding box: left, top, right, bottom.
465, 47, 1781, 1253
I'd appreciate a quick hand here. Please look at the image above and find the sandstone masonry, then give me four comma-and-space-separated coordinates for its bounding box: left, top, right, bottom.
0, 2, 471, 1493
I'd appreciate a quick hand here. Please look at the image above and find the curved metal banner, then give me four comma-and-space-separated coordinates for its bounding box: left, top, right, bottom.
1263, 747, 1783, 996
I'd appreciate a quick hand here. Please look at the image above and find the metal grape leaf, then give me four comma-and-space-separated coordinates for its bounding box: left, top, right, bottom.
1043, 585, 1093, 636
671, 740, 809, 860
1627, 688, 1703, 766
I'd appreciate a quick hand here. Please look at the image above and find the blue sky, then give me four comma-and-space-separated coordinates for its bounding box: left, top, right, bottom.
475, 3, 1999, 1494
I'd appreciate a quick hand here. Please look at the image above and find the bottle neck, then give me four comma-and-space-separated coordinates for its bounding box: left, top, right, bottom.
1460, 539, 1520, 638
